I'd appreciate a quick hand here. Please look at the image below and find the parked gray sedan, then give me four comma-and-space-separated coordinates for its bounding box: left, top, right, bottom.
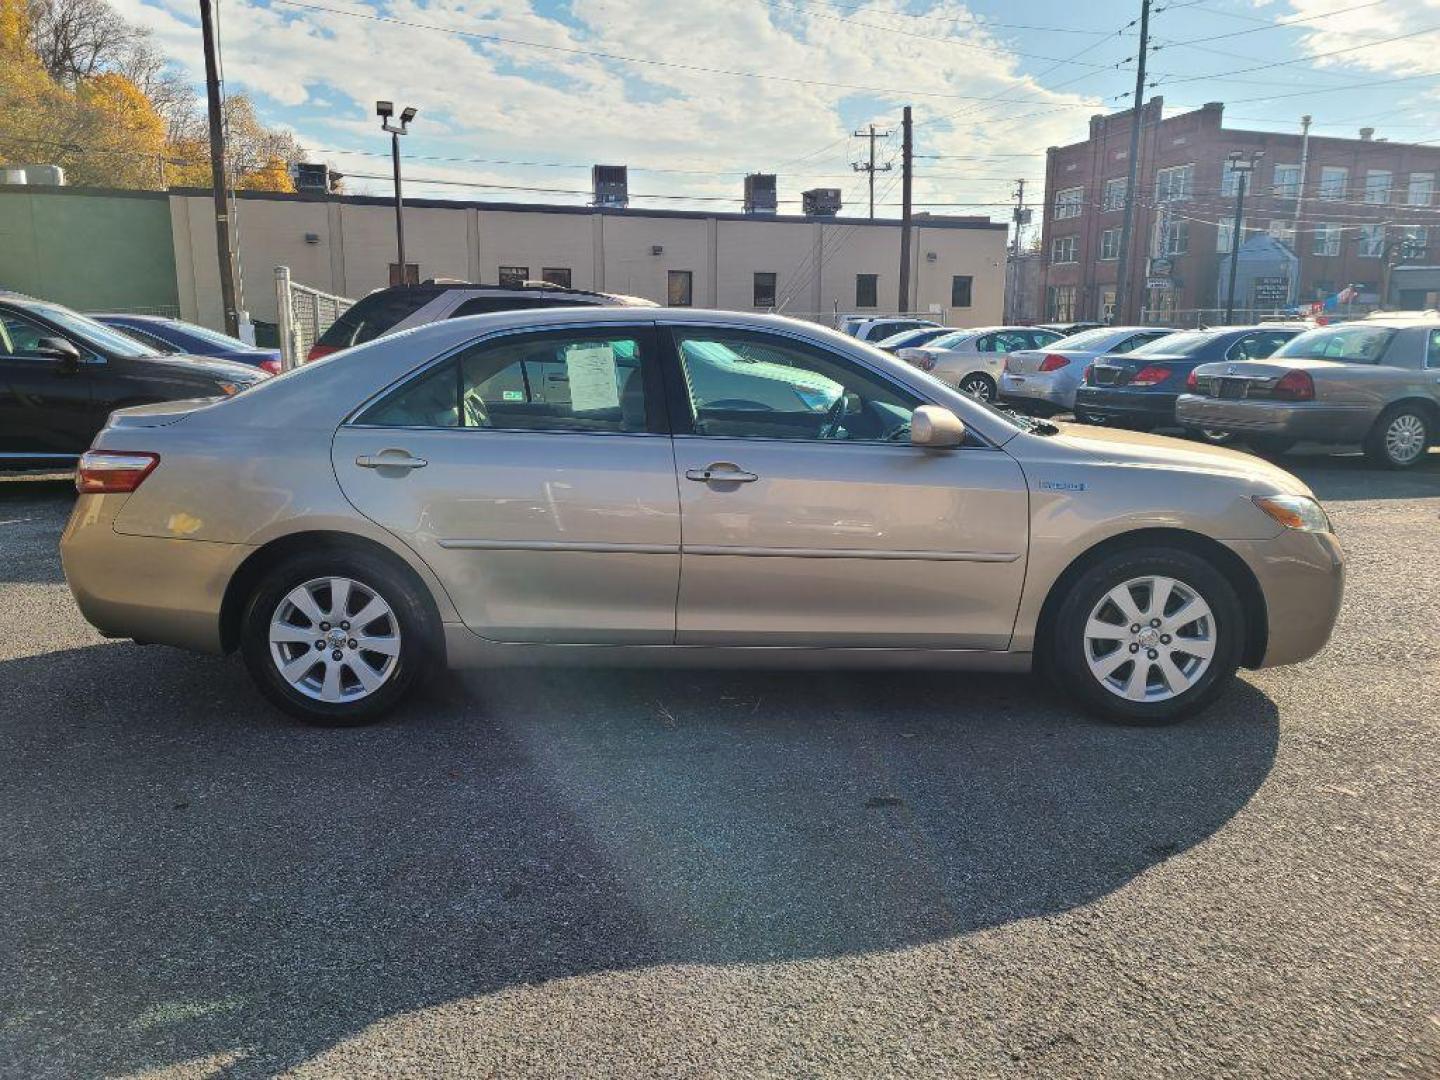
1001, 326, 1176, 413
1176, 316, 1440, 468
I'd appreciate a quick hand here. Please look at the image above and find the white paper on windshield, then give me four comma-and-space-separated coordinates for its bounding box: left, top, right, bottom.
565, 343, 621, 411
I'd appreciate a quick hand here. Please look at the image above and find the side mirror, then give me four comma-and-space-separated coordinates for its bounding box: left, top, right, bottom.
911, 404, 966, 449
34, 337, 83, 366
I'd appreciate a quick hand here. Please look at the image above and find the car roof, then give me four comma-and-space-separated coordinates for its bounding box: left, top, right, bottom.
366, 281, 658, 307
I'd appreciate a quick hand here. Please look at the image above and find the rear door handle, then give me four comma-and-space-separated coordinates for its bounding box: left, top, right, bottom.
356, 450, 428, 470
685, 462, 759, 483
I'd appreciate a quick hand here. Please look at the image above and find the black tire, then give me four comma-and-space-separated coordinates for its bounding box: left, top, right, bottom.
1184, 426, 1235, 446
1363, 403, 1432, 470
1246, 436, 1295, 457
240, 549, 438, 725
958, 373, 997, 401
1049, 547, 1246, 725
1072, 408, 1103, 426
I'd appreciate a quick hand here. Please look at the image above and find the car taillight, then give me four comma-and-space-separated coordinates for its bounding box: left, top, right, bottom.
306, 344, 339, 362
1082, 363, 1094, 384
75, 451, 159, 494
1271, 369, 1315, 401
258, 358, 282, 375
1038, 353, 1070, 372
1130, 364, 1171, 387
1185, 369, 1199, 391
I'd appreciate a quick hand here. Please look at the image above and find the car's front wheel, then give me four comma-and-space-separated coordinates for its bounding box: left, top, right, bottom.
1364, 404, 1431, 469
240, 550, 436, 725
957, 373, 997, 401
1049, 547, 1245, 724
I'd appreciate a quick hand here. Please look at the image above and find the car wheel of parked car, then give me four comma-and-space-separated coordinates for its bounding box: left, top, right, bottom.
958, 373, 996, 401
1246, 436, 1295, 457
241, 550, 435, 725
1184, 426, 1235, 446
1364, 404, 1431, 470
1050, 547, 1244, 725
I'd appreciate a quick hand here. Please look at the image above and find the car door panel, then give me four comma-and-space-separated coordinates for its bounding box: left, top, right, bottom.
0, 309, 95, 455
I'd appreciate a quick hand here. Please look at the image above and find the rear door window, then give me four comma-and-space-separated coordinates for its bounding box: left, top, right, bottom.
317, 287, 443, 349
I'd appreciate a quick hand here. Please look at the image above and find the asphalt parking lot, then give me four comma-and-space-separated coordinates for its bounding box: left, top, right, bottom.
1, 450, 1437, 1079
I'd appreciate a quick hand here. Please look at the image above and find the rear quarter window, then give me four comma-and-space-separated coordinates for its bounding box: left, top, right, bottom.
318, 287, 443, 349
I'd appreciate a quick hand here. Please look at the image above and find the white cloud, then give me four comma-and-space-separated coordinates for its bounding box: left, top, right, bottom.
1280, 0, 1440, 79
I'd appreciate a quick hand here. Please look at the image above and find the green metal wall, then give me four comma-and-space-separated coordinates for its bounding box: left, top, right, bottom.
0, 187, 179, 313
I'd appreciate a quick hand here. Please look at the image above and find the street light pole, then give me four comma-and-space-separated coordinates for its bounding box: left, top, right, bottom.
377, 101, 417, 285
1223, 150, 1264, 325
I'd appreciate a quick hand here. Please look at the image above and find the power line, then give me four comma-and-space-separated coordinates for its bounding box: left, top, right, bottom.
1153, 23, 1440, 89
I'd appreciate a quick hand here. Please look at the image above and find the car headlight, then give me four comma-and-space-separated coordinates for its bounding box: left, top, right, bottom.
1253, 494, 1332, 533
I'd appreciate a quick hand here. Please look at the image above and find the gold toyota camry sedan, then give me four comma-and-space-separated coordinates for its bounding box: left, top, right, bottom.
60, 308, 1344, 727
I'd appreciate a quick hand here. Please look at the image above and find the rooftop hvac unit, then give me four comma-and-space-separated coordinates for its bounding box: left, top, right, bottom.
802, 188, 842, 216
592, 165, 629, 208
4, 164, 65, 186
744, 173, 777, 214
294, 163, 330, 194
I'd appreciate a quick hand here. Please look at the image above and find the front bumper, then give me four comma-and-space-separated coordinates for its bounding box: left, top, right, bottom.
1175, 396, 1376, 443
60, 493, 245, 654
1000, 371, 1074, 409
1230, 526, 1346, 667
1073, 388, 1180, 427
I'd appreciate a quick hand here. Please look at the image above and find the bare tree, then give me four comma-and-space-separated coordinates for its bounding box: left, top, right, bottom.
25, 0, 143, 83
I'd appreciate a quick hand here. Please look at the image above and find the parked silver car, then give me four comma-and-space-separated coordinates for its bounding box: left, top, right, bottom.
1001, 326, 1177, 413
62, 308, 1343, 727
1177, 316, 1440, 468
898, 326, 1064, 401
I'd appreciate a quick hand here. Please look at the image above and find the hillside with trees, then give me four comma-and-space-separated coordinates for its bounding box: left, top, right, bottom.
0, 0, 300, 192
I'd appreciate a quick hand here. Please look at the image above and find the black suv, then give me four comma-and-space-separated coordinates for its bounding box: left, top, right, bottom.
307, 280, 657, 361
0, 293, 268, 470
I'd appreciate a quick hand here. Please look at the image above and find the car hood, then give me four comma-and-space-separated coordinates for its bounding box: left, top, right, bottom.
1042, 419, 1314, 494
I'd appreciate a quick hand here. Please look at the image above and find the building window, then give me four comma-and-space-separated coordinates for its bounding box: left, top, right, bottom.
1217, 218, 1248, 254
1312, 223, 1342, 257
1358, 224, 1385, 257
1220, 157, 1247, 197
1404, 226, 1429, 256
388, 263, 419, 286
1364, 170, 1392, 204
951, 275, 973, 307
855, 273, 879, 308
1407, 173, 1434, 206
1102, 177, 1127, 212
1047, 285, 1077, 322
1268, 219, 1296, 247
540, 267, 572, 288
1155, 164, 1194, 202
498, 266, 529, 287
1053, 186, 1084, 220
1157, 219, 1189, 256
1051, 235, 1077, 264
1100, 228, 1121, 261
1318, 166, 1348, 200
753, 271, 777, 308
1272, 164, 1301, 199
667, 270, 693, 306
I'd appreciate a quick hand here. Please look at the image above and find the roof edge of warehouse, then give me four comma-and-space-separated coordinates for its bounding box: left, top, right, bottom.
0, 182, 1007, 230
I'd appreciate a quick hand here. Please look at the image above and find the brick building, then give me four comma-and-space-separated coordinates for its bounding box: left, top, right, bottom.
1040, 99, 1440, 323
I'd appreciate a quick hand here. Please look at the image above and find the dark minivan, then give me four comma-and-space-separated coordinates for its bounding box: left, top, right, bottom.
0, 294, 267, 470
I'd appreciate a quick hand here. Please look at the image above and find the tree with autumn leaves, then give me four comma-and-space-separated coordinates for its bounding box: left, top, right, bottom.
0, 0, 298, 192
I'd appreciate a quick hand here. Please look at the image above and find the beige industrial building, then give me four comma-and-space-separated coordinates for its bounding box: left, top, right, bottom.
168, 190, 1008, 332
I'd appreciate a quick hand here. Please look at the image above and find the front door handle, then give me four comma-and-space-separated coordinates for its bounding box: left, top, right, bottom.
355, 450, 428, 470
685, 462, 759, 483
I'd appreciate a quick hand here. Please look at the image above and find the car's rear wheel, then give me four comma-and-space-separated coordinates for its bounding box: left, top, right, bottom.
240, 550, 436, 725
1364, 404, 1431, 469
1050, 547, 1245, 724
1184, 426, 1235, 445
958, 373, 997, 401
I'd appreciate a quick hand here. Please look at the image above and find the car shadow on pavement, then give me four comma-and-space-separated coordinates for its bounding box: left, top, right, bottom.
1282, 450, 1440, 502
0, 644, 1278, 1078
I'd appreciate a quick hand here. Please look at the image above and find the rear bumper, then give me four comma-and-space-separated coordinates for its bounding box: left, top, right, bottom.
1230, 528, 1345, 667
1174, 396, 1376, 442
60, 494, 242, 654
1073, 388, 1179, 426
1000, 372, 1074, 409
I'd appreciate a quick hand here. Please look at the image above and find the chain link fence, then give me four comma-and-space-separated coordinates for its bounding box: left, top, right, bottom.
274, 267, 355, 370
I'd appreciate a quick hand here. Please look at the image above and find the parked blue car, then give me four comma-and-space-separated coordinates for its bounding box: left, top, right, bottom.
92, 314, 282, 374
1073, 325, 1304, 434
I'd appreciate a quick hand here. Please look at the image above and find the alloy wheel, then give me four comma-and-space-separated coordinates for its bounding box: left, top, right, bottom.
1384, 413, 1427, 465
960, 376, 994, 401
1083, 575, 1216, 702
268, 576, 402, 703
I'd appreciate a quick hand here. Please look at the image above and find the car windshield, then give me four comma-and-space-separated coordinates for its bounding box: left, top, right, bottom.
30, 303, 161, 358
1049, 327, 1122, 350
1274, 325, 1396, 364
926, 331, 972, 349
1129, 331, 1214, 356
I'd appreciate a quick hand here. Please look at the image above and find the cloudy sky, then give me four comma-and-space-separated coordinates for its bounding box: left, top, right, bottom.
108, 0, 1440, 224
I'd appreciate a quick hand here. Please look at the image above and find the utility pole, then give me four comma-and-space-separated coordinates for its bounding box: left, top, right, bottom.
852, 124, 892, 221
1006, 178, 1028, 322
1290, 114, 1313, 306
1223, 150, 1263, 324
897, 105, 913, 313
199, 0, 239, 336
1113, 0, 1151, 325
